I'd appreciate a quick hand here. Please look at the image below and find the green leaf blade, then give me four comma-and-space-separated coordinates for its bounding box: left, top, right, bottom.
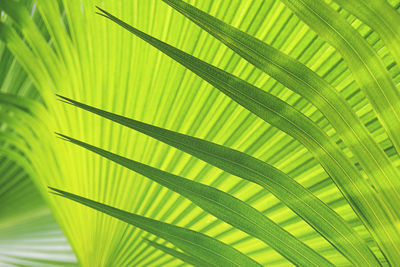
333, 0, 400, 74
58, 133, 333, 266
160, 0, 400, 224
50, 187, 263, 267
92, 8, 400, 263
57, 96, 383, 266
280, 0, 400, 176
143, 238, 211, 267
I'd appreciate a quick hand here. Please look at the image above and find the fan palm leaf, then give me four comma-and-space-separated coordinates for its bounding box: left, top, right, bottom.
1, 0, 400, 266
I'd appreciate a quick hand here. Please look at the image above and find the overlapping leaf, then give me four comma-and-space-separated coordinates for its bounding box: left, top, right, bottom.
57, 133, 333, 266
279, 1, 400, 161
160, 0, 400, 225
143, 238, 209, 267
58, 95, 382, 265
50, 187, 263, 267
332, 0, 400, 71
2, 0, 400, 265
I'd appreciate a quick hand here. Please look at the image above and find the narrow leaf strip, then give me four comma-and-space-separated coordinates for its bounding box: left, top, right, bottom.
49, 187, 263, 267
333, 0, 400, 69
160, 0, 400, 224
94, 9, 400, 263
143, 238, 210, 267
58, 95, 381, 266
58, 133, 332, 266
279, 0, 400, 167
0, 1, 61, 90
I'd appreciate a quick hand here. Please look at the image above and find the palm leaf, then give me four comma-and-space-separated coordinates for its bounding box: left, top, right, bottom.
332, 0, 400, 73
94, 8, 400, 263
57, 133, 333, 265
143, 238, 210, 267
58, 95, 382, 265
2, 0, 400, 265
50, 187, 263, 267
160, 0, 400, 222
0, 26, 77, 265
280, 0, 400, 161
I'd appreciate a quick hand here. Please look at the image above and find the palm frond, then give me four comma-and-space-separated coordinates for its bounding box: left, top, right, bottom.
50, 187, 264, 267
2, 0, 400, 266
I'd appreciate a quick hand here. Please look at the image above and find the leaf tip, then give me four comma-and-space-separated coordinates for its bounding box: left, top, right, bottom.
95, 6, 111, 18
56, 94, 75, 105
48, 186, 65, 196
55, 132, 71, 142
